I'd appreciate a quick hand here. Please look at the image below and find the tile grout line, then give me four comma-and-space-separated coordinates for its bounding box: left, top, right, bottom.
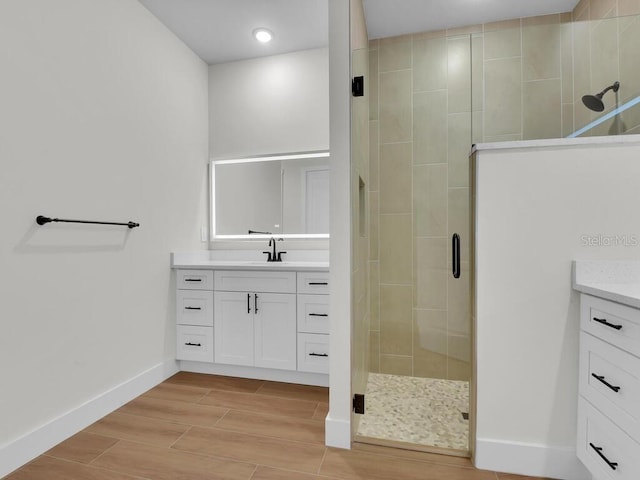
247, 463, 260, 480
317, 446, 330, 476
186, 422, 326, 448
212, 407, 232, 426
87, 438, 122, 465
168, 425, 194, 449
43, 449, 152, 480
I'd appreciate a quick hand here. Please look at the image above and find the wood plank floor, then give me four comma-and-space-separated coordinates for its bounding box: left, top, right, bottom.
5, 373, 545, 480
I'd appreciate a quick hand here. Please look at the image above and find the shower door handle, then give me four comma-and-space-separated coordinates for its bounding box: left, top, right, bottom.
452, 233, 461, 279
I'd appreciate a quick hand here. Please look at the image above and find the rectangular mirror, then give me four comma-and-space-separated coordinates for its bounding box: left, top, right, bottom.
210, 151, 330, 239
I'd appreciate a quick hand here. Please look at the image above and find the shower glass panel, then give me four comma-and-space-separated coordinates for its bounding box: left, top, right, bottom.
356, 31, 473, 454
472, 13, 640, 143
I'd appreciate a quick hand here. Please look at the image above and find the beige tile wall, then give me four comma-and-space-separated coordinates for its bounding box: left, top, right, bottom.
367, 0, 640, 383
572, 0, 640, 135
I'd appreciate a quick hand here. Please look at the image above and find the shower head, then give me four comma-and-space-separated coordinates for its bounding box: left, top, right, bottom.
582, 81, 620, 112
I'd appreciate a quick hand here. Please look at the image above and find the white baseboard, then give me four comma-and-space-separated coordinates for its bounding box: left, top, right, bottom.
0, 359, 178, 478
475, 438, 591, 480
325, 414, 351, 449
179, 361, 329, 387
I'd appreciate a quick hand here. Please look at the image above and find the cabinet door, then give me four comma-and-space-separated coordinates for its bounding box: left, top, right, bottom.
214, 291, 254, 366
254, 293, 297, 370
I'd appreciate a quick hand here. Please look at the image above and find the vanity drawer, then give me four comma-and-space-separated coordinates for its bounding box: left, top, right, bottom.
176, 326, 214, 363
580, 332, 640, 440
297, 294, 329, 334
582, 295, 640, 356
176, 290, 213, 327
297, 272, 329, 294
177, 269, 214, 291
214, 270, 296, 294
577, 397, 640, 480
297, 333, 329, 374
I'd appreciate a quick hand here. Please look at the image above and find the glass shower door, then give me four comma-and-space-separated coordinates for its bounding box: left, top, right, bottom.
353, 30, 474, 454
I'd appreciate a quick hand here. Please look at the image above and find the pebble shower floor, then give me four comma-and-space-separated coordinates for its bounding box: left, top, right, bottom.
356, 373, 469, 451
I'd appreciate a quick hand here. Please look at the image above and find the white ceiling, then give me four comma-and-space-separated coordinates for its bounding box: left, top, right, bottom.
138, 0, 329, 65
139, 0, 580, 65
364, 0, 580, 39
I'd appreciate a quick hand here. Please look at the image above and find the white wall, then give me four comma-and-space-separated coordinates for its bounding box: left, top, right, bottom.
0, 0, 208, 474
325, 0, 352, 449
473, 138, 640, 479
209, 48, 329, 158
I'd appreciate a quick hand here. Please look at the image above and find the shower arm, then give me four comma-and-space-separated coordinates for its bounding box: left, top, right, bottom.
597, 81, 620, 98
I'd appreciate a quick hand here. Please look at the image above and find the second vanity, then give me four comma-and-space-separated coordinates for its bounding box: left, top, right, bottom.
573, 261, 640, 479
172, 250, 330, 387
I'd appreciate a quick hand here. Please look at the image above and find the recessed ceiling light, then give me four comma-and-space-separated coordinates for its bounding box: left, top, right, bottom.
253, 28, 274, 43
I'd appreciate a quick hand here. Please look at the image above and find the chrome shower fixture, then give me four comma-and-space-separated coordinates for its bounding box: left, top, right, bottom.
582, 81, 620, 112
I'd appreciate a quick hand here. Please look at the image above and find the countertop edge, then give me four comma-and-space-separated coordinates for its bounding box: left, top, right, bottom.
171, 262, 329, 272
573, 283, 640, 309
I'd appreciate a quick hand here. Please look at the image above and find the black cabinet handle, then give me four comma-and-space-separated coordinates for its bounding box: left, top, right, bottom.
254, 293, 259, 314
593, 317, 623, 330
309, 313, 328, 317
185, 306, 201, 311
184, 278, 202, 282
589, 443, 618, 470
452, 233, 460, 279
591, 373, 621, 392
247, 293, 251, 314
309, 282, 328, 286
185, 342, 201, 347
309, 352, 328, 357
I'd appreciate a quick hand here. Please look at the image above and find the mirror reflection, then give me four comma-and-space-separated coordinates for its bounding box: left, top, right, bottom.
211, 152, 329, 239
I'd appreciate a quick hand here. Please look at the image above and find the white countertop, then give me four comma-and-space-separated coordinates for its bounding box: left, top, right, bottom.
171, 250, 329, 272
573, 260, 640, 309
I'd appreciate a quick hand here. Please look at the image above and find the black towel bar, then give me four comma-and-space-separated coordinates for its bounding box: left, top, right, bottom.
36, 215, 139, 229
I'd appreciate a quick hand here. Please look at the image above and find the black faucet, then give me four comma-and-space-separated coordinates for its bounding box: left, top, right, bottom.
263, 237, 286, 262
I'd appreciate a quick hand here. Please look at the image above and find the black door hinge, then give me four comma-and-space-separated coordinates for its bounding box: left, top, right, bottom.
352, 76, 364, 97
353, 393, 365, 414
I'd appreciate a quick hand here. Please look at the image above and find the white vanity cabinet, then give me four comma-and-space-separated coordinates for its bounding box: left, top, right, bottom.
214, 270, 297, 371
175, 270, 214, 362
577, 294, 640, 479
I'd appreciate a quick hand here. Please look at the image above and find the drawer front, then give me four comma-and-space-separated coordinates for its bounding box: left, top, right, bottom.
297, 333, 329, 374
580, 332, 640, 440
582, 295, 640, 356
176, 290, 213, 327
214, 270, 296, 294
176, 325, 214, 362
297, 272, 330, 294
577, 397, 640, 480
297, 294, 329, 334
177, 269, 214, 291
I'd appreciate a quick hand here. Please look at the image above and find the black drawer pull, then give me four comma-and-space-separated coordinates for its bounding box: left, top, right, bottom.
591, 374, 621, 392
309, 282, 328, 285
309, 313, 328, 317
247, 293, 251, 314
184, 278, 202, 282
309, 352, 328, 357
593, 317, 623, 330
589, 443, 618, 470
185, 306, 201, 310
185, 342, 202, 347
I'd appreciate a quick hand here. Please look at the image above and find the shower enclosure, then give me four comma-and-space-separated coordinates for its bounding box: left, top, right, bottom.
351, 29, 475, 454
350, 3, 640, 457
